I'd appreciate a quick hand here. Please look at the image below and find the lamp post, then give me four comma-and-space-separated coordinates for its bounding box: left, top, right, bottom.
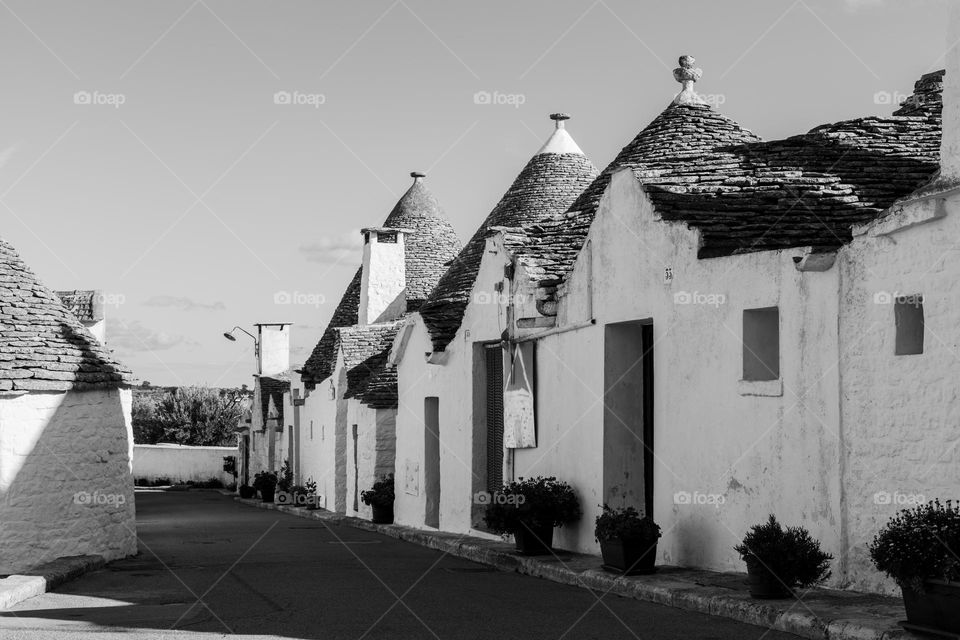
223, 326, 260, 374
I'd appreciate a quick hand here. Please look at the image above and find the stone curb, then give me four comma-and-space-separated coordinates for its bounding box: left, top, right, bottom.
234, 498, 908, 640
0, 555, 105, 610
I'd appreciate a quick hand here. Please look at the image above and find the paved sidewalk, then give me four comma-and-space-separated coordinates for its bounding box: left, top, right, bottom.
236, 497, 911, 640
0, 555, 105, 610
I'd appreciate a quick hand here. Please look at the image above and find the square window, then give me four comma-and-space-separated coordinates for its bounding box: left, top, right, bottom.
895, 295, 924, 355
742, 307, 780, 381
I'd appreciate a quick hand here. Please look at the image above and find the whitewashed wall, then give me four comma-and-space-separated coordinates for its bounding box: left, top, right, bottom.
0, 388, 137, 573
838, 191, 960, 594
133, 444, 237, 485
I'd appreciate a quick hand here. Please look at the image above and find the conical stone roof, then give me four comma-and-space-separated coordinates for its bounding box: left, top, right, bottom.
301, 175, 461, 386
0, 237, 132, 391
420, 114, 597, 352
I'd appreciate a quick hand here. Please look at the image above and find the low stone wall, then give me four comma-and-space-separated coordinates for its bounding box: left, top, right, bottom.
133, 444, 237, 485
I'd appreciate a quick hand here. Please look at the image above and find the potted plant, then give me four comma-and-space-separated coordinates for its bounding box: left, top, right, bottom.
483, 476, 582, 555
238, 484, 256, 499
303, 477, 320, 509
275, 460, 294, 505
870, 499, 960, 635
360, 474, 395, 524
252, 471, 277, 503
734, 515, 832, 599
595, 504, 660, 575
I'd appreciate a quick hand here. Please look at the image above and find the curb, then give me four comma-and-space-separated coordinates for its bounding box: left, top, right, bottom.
235, 497, 909, 640
0, 555, 105, 610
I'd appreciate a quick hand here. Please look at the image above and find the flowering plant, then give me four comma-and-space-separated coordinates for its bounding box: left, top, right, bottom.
595, 505, 660, 543
870, 499, 960, 593
360, 474, 395, 508
484, 476, 581, 534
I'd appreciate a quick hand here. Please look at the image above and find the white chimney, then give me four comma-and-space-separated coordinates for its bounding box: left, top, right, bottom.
257, 323, 291, 376
359, 226, 409, 325
943, 3, 960, 182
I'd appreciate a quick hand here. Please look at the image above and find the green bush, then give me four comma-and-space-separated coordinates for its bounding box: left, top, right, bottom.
483, 476, 581, 534
360, 475, 394, 508
870, 499, 960, 593
734, 515, 832, 589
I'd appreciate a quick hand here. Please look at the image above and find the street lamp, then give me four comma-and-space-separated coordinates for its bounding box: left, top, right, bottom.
223, 326, 260, 373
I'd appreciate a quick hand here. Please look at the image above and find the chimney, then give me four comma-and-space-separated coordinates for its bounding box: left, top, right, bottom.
359, 175, 421, 324
942, 4, 960, 182
257, 323, 291, 376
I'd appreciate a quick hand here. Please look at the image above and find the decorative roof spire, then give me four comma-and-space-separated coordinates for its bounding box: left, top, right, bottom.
411, 171, 426, 183
537, 112, 584, 155
672, 55, 706, 106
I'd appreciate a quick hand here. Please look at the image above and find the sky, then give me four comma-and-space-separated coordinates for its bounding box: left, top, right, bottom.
0, 0, 951, 388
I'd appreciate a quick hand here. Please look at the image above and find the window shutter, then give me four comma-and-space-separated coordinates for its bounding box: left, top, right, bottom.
485, 344, 504, 493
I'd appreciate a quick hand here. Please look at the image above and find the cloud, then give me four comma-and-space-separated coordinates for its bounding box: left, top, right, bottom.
107, 318, 197, 352
0, 146, 15, 169
144, 295, 226, 312
299, 229, 362, 266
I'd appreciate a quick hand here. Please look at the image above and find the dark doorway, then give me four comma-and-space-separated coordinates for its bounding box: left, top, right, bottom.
424, 397, 440, 528
603, 320, 655, 518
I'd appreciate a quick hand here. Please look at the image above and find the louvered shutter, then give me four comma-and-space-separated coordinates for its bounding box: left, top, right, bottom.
485, 344, 504, 493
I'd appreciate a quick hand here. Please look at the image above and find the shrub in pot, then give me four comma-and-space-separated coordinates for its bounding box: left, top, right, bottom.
734, 515, 832, 599
360, 474, 395, 524
252, 471, 277, 503
595, 504, 661, 575
870, 499, 960, 635
483, 476, 582, 555
238, 485, 256, 499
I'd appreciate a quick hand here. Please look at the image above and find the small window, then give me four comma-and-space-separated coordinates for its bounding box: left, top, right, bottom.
742, 307, 780, 381
895, 295, 924, 355
378, 231, 397, 243
309, 420, 314, 441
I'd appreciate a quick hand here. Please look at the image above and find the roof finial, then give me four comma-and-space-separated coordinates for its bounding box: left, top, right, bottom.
411, 171, 426, 183
550, 113, 570, 129
672, 55, 706, 106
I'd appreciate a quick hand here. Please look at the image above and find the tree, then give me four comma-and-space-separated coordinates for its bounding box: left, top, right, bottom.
131, 386, 250, 446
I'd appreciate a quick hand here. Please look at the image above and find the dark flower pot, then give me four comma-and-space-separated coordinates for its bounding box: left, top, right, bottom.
514, 521, 554, 555
371, 503, 394, 524
259, 487, 275, 503
745, 557, 793, 599
238, 486, 256, 499
900, 579, 960, 636
600, 538, 658, 575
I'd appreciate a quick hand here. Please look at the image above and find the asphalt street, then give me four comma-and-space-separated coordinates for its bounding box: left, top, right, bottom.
0, 491, 802, 639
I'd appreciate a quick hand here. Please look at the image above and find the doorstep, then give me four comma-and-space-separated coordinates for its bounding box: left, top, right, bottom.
0, 555, 105, 610
234, 497, 908, 640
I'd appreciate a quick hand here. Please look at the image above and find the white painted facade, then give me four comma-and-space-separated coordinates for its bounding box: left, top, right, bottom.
0, 388, 137, 573
133, 443, 237, 485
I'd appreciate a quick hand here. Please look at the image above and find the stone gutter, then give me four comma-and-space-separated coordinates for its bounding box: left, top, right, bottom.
236, 497, 912, 640
0, 555, 105, 610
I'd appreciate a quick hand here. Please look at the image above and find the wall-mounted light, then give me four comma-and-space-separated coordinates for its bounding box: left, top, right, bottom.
223, 326, 260, 373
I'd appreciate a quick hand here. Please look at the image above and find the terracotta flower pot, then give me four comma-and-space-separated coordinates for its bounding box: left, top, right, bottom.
900, 579, 960, 636
745, 557, 793, 599
371, 503, 394, 524
600, 539, 657, 575
514, 521, 554, 555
